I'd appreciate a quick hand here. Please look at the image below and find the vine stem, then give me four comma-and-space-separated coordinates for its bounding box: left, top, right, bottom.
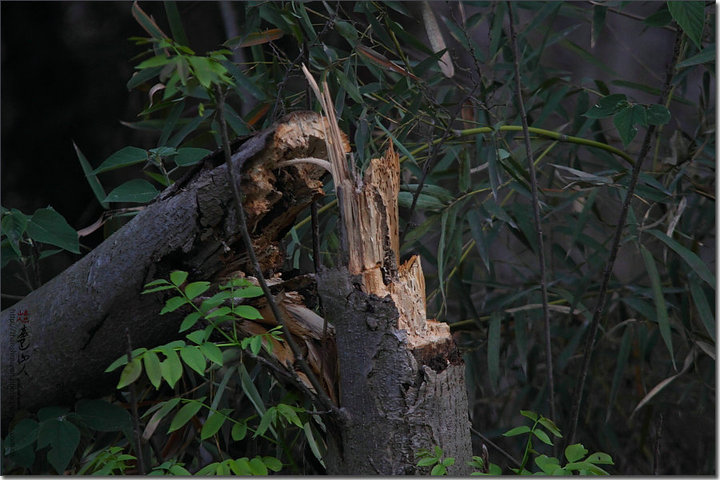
566, 28, 683, 445
506, 1, 556, 425
214, 86, 337, 415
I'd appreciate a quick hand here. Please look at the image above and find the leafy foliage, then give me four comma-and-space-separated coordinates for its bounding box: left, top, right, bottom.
2, 0, 715, 475
418, 411, 613, 475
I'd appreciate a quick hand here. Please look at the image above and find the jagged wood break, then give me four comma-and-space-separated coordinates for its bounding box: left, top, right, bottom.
303, 66, 472, 475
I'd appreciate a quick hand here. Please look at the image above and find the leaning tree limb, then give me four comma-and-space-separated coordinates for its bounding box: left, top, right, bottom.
1, 111, 338, 430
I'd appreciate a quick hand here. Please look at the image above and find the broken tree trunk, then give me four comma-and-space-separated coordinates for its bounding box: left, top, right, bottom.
0, 111, 340, 429
304, 70, 473, 475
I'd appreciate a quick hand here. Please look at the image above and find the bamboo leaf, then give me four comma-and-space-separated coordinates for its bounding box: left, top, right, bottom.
73, 142, 108, 209
631, 348, 695, 417
689, 275, 715, 341
640, 245, 676, 370
646, 229, 715, 289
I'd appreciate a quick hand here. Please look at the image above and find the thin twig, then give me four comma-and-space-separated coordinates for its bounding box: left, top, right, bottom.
506, 1, 556, 424
214, 86, 337, 415
470, 427, 522, 468
125, 329, 146, 475
566, 28, 683, 445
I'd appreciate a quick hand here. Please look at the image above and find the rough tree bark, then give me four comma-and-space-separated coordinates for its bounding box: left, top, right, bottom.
1, 111, 334, 429
304, 70, 472, 474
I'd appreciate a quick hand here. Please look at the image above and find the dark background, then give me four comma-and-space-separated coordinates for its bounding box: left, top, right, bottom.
1, 2, 230, 306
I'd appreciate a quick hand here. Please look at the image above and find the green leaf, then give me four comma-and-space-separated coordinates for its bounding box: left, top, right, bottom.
644, 5, 672, 27
254, 407, 277, 438
206, 306, 231, 319
160, 349, 183, 388
520, 410, 539, 421
180, 345, 207, 375
168, 400, 204, 433
583, 94, 626, 118
668, 1, 705, 49
73, 141, 108, 209
201, 411, 228, 440
4, 418, 38, 454
179, 311, 203, 332
431, 464, 447, 475
263, 456, 283, 472
533, 428, 554, 446
565, 443, 588, 463
248, 456, 268, 475
230, 458, 252, 476
27, 208, 79, 253
640, 245, 675, 369
676, 44, 715, 68
143, 350, 163, 389
503, 425, 531, 437
103, 179, 159, 204
303, 422, 325, 467
646, 229, 715, 288
200, 342, 224, 366
250, 335, 262, 355
1, 208, 27, 257
418, 457, 437, 467
488, 312, 501, 390
94, 146, 148, 174
164, 1, 189, 46
186, 330, 206, 345
185, 281, 211, 300
231, 421, 248, 441
37, 418, 81, 473
537, 416, 563, 438
535, 454, 561, 475
233, 305, 263, 320
689, 276, 715, 341
174, 147, 210, 167
277, 403, 303, 428
188, 56, 213, 89
170, 270, 189, 286
75, 399, 131, 432
585, 452, 614, 465
646, 104, 671, 126
117, 357, 143, 389
335, 19, 358, 46
136, 54, 173, 69
612, 105, 645, 146
160, 295, 189, 315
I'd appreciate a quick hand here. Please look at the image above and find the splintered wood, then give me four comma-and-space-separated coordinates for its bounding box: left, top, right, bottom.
301, 65, 450, 350
348, 143, 450, 349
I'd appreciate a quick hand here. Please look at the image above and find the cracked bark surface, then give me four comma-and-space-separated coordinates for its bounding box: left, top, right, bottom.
1, 111, 335, 429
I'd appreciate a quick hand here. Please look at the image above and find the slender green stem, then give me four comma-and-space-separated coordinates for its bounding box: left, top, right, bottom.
409, 125, 635, 167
